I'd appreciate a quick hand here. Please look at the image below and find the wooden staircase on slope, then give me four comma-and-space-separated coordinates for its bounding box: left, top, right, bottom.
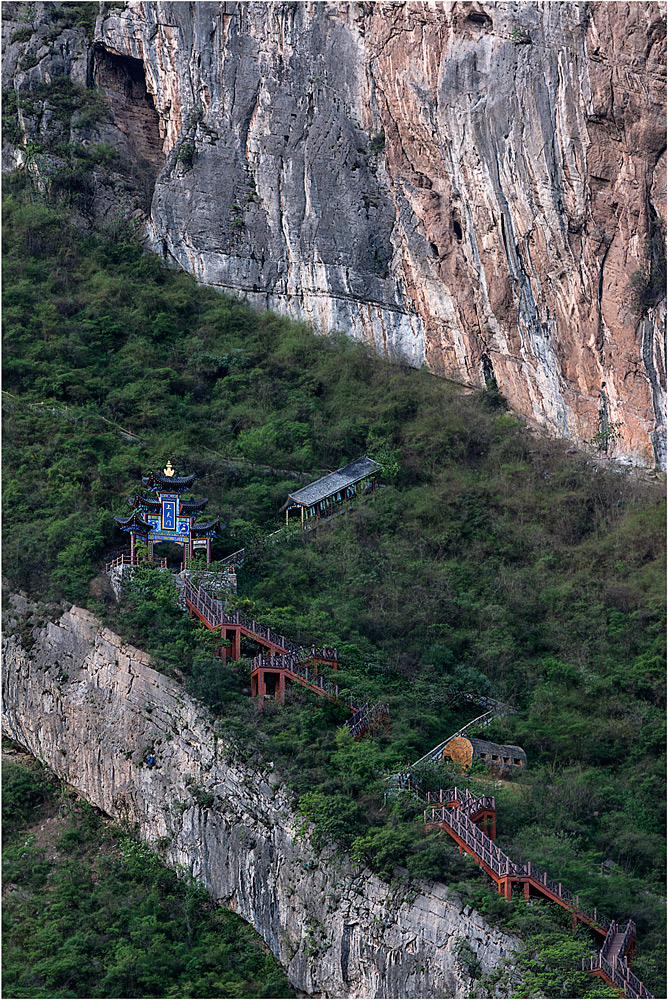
425, 787, 652, 999
183, 581, 389, 739
184, 580, 337, 664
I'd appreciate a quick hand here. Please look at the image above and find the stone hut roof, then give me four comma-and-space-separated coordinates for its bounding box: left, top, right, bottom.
442, 735, 527, 772
468, 738, 527, 767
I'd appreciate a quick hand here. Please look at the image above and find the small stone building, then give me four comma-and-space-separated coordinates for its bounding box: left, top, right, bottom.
442, 736, 527, 776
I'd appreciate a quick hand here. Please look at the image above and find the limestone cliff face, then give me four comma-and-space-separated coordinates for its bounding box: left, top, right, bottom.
2, 606, 518, 999
3, 2, 666, 466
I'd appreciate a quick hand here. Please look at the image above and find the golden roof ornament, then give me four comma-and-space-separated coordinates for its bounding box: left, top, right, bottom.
163, 460, 175, 477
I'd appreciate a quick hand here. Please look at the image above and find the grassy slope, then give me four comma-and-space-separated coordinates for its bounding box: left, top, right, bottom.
3, 181, 665, 997
2, 742, 295, 999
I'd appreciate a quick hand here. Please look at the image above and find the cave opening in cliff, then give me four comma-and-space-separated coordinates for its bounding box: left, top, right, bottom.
92, 46, 164, 209
481, 353, 495, 384
452, 215, 463, 242
466, 10, 493, 29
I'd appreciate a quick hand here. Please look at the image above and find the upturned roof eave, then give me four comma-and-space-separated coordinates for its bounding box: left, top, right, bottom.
114, 512, 152, 533
191, 517, 224, 538
141, 471, 196, 492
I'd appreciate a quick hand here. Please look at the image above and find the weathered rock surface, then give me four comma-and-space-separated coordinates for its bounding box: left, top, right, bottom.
2, 605, 518, 998
3, 2, 665, 466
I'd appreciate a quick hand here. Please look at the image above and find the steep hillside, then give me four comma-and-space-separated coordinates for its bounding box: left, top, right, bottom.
2, 0, 666, 465
3, 616, 520, 999
2, 181, 666, 996
2, 4, 666, 994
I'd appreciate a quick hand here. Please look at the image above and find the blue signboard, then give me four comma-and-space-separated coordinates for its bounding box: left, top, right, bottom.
149, 532, 186, 544
162, 500, 176, 531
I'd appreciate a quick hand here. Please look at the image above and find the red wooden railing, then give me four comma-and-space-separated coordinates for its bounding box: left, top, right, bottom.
583, 951, 652, 999
249, 652, 389, 738
184, 581, 337, 662
250, 651, 343, 701
183, 581, 389, 737
425, 788, 652, 999
248, 650, 389, 737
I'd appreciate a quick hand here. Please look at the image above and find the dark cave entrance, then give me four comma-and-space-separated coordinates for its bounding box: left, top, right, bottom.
92, 46, 165, 207
480, 353, 495, 385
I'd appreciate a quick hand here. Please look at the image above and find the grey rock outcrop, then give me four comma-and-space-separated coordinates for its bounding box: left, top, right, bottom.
2, 605, 518, 998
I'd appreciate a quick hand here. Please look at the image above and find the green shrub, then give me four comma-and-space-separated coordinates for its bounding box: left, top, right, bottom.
176, 141, 195, 169
10, 26, 34, 45
1, 89, 23, 146
369, 131, 385, 155
2, 754, 55, 843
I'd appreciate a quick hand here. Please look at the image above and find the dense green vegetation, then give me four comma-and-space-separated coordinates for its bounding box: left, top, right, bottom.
2, 743, 295, 999
3, 175, 665, 998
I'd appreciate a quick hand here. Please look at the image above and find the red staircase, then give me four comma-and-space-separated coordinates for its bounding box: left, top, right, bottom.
184, 580, 337, 664
425, 788, 652, 998
183, 581, 389, 739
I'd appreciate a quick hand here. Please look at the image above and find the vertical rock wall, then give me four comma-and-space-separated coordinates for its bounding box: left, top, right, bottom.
3, 1, 666, 466
2, 606, 519, 999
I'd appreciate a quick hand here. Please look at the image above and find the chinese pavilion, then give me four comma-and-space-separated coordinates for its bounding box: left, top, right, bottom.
114, 461, 222, 566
